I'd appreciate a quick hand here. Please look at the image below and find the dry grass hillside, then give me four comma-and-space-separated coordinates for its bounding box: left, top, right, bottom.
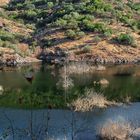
0, 0, 10, 6
0, 0, 140, 63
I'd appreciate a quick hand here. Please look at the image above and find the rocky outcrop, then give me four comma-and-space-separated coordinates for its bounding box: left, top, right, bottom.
133, 128, 140, 139
38, 47, 67, 64
0, 47, 41, 67
0, 85, 4, 95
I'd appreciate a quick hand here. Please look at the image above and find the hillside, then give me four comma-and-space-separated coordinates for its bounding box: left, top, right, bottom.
1, 0, 140, 64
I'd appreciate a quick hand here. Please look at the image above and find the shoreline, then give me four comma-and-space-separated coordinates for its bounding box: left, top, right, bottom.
1, 57, 140, 68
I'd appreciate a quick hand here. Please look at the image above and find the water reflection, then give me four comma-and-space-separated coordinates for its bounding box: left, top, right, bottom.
0, 103, 140, 140
0, 64, 140, 139
0, 64, 140, 108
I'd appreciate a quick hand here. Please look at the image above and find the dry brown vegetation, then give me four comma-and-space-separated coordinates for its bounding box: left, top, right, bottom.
44, 24, 140, 63
0, 0, 10, 6
98, 119, 140, 140
0, 17, 33, 36
69, 89, 116, 112
60, 63, 106, 75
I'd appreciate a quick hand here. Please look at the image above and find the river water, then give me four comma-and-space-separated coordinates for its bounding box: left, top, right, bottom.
0, 63, 140, 139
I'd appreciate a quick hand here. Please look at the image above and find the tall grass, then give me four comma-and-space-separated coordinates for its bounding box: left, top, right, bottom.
98, 119, 140, 140
69, 89, 116, 112
61, 63, 105, 75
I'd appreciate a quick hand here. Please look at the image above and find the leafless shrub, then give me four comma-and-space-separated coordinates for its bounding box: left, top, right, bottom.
57, 62, 74, 90
65, 63, 106, 74
56, 74, 74, 90
98, 119, 136, 140
59, 63, 106, 75
64, 63, 96, 74
69, 89, 116, 112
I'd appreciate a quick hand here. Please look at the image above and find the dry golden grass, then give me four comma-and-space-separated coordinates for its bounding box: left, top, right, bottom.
98, 119, 135, 140
0, 17, 32, 36
66, 63, 96, 74
0, 0, 10, 6
44, 19, 140, 63
61, 63, 106, 75
69, 89, 116, 112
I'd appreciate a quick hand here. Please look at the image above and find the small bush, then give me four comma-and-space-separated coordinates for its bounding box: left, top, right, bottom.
103, 28, 112, 38
83, 45, 92, 53
0, 31, 15, 42
22, 10, 37, 21
77, 31, 85, 38
65, 29, 77, 39
81, 19, 95, 31
98, 119, 139, 140
93, 36, 102, 44
69, 89, 115, 112
55, 18, 67, 29
65, 29, 85, 40
115, 33, 134, 46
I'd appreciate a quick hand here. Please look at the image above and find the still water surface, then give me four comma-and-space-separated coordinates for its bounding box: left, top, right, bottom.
0, 64, 140, 108
0, 64, 140, 140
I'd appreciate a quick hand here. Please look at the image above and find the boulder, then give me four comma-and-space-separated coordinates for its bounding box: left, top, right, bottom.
99, 79, 109, 85
133, 128, 140, 138
0, 85, 4, 95
94, 79, 109, 86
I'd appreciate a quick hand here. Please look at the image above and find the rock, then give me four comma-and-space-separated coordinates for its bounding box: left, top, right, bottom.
99, 79, 109, 85
0, 85, 4, 95
133, 128, 140, 138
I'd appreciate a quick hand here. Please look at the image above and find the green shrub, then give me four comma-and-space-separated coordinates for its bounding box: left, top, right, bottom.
66, 29, 76, 39
47, 2, 54, 9
22, 10, 37, 20
81, 19, 94, 31
129, 2, 140, 11
83, 45, 92, 53
115, 33, 134, 46
67, 19, 79, 29
93, 23, 106, 32
93, 36, 101, 44
0, 31, 15, 42
55, 19, 67, 29
65, 29, 85, 40
77, 31, 85, 38
103, 28, 112, 38
82, 20, 107, 33
25, 4, 35, 10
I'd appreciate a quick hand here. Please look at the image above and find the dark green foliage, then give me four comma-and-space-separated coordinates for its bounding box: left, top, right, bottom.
0, 30, 15, 42
128, 1, 140, 11
20, 10, 37, 21
65, 29, 85, 39
82, 45, 92, 53
115, 34, 134, 46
